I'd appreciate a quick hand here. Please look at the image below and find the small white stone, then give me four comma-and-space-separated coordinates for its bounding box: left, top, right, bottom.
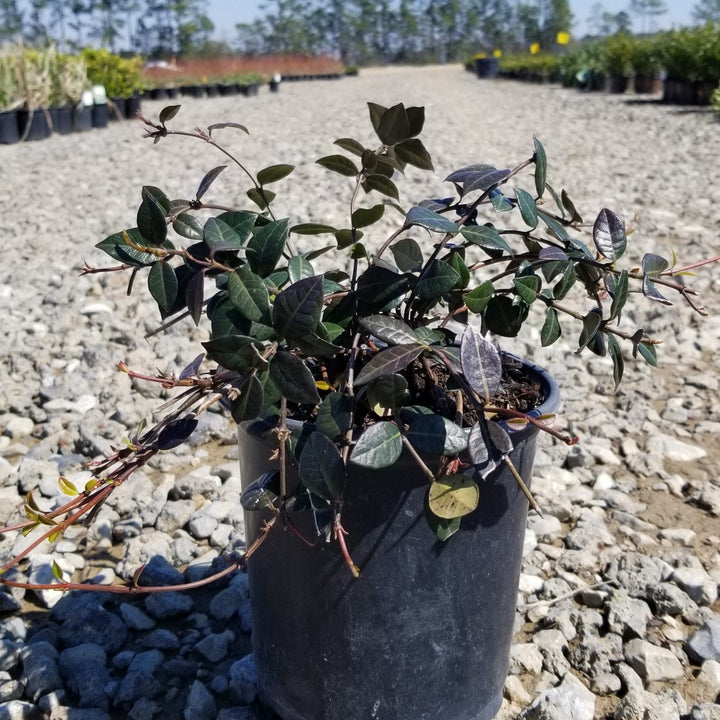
659, 528, 697, 546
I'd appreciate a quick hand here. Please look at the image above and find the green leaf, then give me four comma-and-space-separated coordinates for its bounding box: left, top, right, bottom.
415, 260, 461, 300
316, 392, 353, 439
391, 237, 423, 271
173, 212, 203, 240
269, 351, 321, 405
609, 269, 629, 321
217, 211, 255, 244
537, 210, 570, 243
593, 208, 626, 261
483, 296, 529, 337
148, 261, 178, 314
350, 421, 403, 469
360, 314, 418, 345
406, 105, 425, 137
316, 154, 359, 177
196, 165, 226, 200
491, 192, 514, 212
334, 137, 365, 156
460, 324, 502, 402
209, 294, 251, 338
375, 102, 410, 145
356, 266, 409, 311
137, 192, 167, 247
159, 104, 181, 123
240, 472, 278, 511
202, 335, 266, 373
642, 253, 669, 275
541, 308, 561, 346
273, 275, 324, 340
513, 275, 540, 305
185, 270, 204, 325
355, 344, 426, 386
427, 512, 461, 542
363, 174, 399, 200
335, 228, 362, 249
207, 121, 249, 136
561, 189, 583, 223
299, 431, 345, 501
463, 281, 494, 313
367, 102, 388, 135
247, 219, 289, 277
228, 264, 270, 322
460, 225, 512, 255
51, 560, 65, 581
607, 333, 624, 388
287, 256, 315, 284
428, 475, 479, 519
553, 264, 576, 300
406, 206, 459, 233
578, 310, 602, 349
290, 223, 336, 235
533, 137, 547, 198
515, 188, 538, 228
367, 374, 409, 410
230, 374, 265, 422
246, 187, 276, 210
203, 217, 242, 252
406, 415, 468, 456
446, 252, 469, 289
637, 341, 657, 366
394, 138, 433, 171
352, 204, 385, 229
257, 164, 294, 185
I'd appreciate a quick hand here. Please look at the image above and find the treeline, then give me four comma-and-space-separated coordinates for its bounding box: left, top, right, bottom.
0, 0, 220, 57
237, 0, 574, 65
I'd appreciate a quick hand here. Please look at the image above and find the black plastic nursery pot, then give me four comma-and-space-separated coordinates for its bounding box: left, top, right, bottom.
475, 58, 500, 78
0, 110, 20, 144
124, 94, 142, 119
73, 105, 93, 132
238, 356, 560, 720
50, 106, 74, 135
92, 103, 108, 128
17, 109, 52, 141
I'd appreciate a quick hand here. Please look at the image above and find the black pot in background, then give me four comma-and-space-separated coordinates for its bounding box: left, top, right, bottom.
475, 57, 500, 78
149, 88, 168, 100
0, 110, 20, 144
206, 84, 220, 97
633, 74, 662, 94
17, 108, 52, 141
91, 103, 108, 128
49, 106, 74, 135
73, 105, 92, 132
108, 98, 126, 121
124, 94, 142, 119
243, 83, 259, 97
269, 80, 280, 92
607, 75, 629, 94
239, 356, 560, 720
218, 83, 238, 96
180, 85, 205, 98
166, 87, 179, 99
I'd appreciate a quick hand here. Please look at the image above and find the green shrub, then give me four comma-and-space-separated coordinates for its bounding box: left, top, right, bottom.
657, 23, 720, 83
81, 47, 144, 98
601, 33, 634, 76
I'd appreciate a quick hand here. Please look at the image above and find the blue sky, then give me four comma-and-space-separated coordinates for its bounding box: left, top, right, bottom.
206, 1, 695, 43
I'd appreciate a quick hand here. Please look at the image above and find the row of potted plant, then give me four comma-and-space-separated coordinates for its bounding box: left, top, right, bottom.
493, 23, 720, 104
0, 44, 143, 145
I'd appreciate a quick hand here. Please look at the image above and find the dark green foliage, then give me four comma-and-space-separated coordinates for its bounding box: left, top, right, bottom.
93, 102, 705, 544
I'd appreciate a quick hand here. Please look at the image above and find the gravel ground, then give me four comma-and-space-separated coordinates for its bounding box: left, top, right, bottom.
1, 65, 720, 720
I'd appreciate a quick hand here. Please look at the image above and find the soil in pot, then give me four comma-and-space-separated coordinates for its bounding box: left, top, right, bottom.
239, 355, 560, 720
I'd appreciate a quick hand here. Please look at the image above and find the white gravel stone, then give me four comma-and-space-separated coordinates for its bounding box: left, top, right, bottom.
623, 639, 685, 683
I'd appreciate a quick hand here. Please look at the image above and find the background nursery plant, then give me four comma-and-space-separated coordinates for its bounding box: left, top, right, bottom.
1, 100, 718, 720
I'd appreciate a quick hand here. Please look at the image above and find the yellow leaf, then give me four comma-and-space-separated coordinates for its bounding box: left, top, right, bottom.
428, 475, 479, 520
530, 43, 541, 55
557, 31, 570, 45
58, 476, 79, 496
493, 49, 502, 58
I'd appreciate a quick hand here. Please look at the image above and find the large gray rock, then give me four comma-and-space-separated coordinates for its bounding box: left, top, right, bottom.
519, 672, 596, 720
183, 680, 216, 720
227, 655, 257, 705
686, 617, 720, 663
57, 644, 111, 711
623, 639, 684, 682
18, 642, 62, 702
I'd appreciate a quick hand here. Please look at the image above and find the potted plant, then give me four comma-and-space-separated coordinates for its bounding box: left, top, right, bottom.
15, 46, 53, 141
81, 48, 143, 121
48, 48, 88, 135
629, 36, 662, 94
1, 102, 717, 720
0, 45, 23, 144
601, 32, 634, 94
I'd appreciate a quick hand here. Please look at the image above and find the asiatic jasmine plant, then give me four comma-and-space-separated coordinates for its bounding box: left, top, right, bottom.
1, 101, 717, 590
